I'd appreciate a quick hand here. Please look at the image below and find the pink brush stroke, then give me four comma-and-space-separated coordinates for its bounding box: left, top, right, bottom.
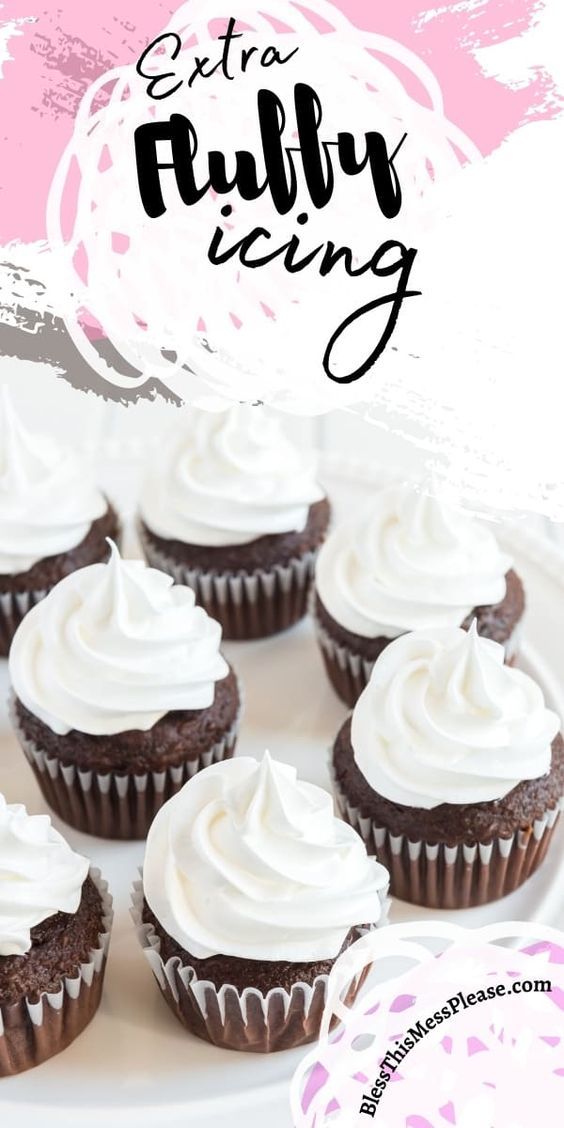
0, 0, 559, 243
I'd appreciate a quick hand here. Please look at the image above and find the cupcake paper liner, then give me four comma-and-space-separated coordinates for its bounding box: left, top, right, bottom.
9, 691, 241, 841
311, 595, 376, 709
504, 621, 523, 665
0, 868, 113, 1077
138, 523, 317, 640
312, 593, 524, 709
130, 879, 389, 1053
0, 587, 48, 658
332, 770, 564, 910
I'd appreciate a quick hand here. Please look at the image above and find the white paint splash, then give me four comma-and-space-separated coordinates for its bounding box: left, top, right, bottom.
1, 0, 563, 521
470, 0, 564, 95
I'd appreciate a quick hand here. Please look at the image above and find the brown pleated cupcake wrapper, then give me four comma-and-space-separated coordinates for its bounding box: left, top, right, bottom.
310, 593, 376, 709
138, 522, 317, 641
130, 879, 389, 1053
332, 772, 563, 910
9, 690, 241, 841
312, 592, 524, 709
0, 868, 113, 1077
0, 587, 48, 658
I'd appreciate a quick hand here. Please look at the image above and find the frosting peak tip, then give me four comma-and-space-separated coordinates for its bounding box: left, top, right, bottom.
105, 537, 122, 567
351, 624, 556, 810
8, 530, 229, 736
143, 755, 387, 964
255, 751, 282, 789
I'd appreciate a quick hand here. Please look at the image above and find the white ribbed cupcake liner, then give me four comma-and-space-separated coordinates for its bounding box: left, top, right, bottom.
504, 621, 524, 663
138, 521, 317, 640
312, 591, 524, 709
9, 690, 241, 841
0, 868, 113, 1076
310, 593, 375, 708
332, 769, 564, 910
0, 587, 48, 655
130, 878, 389, 1053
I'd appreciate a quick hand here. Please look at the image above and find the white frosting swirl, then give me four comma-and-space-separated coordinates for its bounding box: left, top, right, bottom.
9, 542, 229, 736
351, 624, 560, 808
139, 404, 325, 546
0, 387, 107, 574
0, 794, 89, 956
143, 753, 389, 962
316, 484, 511, 638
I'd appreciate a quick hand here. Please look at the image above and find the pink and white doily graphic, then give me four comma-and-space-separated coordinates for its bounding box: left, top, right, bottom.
290, 921, 564, 1127
45, 0, 477, 411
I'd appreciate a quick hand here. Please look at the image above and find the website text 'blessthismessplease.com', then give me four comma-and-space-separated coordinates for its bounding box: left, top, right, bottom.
359, 977, 553, 1118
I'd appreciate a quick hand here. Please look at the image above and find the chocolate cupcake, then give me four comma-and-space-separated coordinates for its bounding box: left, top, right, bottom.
314, 482, 524, 707
9, 542, 241, 840
132, 753, 389, 1052
332, 623, 563, 909
0, 387, 119, 655
138, 404, 330, 639
0, 795, 112, 1076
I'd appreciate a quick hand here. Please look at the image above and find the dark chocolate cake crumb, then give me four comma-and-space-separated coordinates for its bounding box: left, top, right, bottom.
13, 665, 240, 774
141, 898, 359, 993
316, 569, 525, 661
333, 717, 564, 846
0, 876, 104, 1007
141, 498, 331, 575
0, 503, 120, 595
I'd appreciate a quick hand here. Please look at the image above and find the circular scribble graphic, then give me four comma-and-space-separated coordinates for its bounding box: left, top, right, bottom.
46, 0, 477, 409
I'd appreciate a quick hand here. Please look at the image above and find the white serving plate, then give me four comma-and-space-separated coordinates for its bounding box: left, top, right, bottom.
1, 456, 563, 1128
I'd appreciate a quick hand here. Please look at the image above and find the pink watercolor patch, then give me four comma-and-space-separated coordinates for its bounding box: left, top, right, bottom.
467, 1036, 488, 1056
390, 994, 417, 1012
439, 1101, 456, 1123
